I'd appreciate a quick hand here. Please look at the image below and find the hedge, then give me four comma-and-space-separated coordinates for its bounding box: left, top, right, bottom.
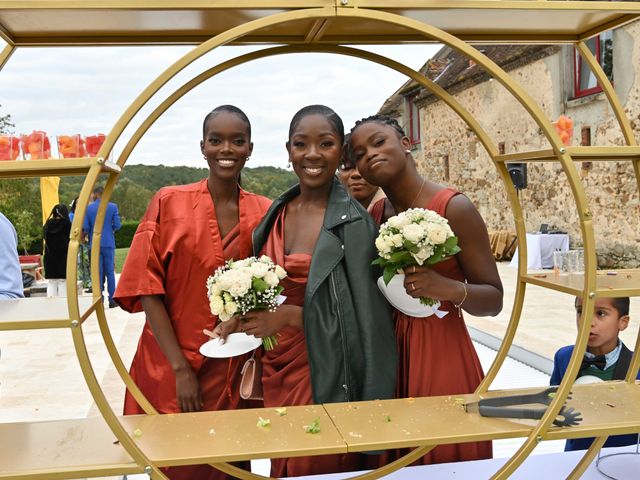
115, 220, 140, 248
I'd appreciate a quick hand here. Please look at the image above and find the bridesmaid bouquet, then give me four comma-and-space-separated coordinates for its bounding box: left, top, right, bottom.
373, 208, 461, 306
206, 255, 287, 350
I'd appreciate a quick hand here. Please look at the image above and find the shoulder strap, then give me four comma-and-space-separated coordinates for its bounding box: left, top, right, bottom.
369, 198, 386, 225
426, 187, 460, 216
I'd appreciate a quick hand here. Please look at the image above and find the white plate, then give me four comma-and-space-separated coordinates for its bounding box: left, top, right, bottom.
199, 333, 261, 358
573, 375, 604, 385
377, 274, 447, 318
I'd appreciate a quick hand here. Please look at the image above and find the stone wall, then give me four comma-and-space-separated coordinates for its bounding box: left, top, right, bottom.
410, 22, 640, 268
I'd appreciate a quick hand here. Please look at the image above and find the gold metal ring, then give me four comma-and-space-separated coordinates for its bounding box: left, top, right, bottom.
411, 282, 416, 292
412, 266, 416, 274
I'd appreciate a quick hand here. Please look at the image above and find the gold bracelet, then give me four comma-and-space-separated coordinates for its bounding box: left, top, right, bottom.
453, 282, 468, 316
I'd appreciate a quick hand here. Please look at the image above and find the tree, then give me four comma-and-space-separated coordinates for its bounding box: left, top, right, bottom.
0, 104, 14, 134
12, 210, 39, 254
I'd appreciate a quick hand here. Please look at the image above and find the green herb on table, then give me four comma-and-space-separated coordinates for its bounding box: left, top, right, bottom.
304, 418, 321, 434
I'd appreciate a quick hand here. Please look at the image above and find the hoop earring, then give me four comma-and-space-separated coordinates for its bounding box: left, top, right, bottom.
246, 156, 250, 161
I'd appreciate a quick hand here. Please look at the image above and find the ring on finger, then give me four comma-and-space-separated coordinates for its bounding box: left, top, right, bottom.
411, 282, 416, 292
412, 265, 416, 274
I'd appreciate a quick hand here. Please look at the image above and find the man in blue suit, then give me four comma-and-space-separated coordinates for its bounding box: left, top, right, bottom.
83, 186, 121, 308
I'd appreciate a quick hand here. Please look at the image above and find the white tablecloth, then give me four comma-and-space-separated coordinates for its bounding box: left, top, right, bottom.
509, 233, 570, 269
289, 444, 640, 479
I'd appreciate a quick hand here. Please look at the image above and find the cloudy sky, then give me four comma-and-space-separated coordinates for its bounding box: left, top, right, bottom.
0, 41, 440, 169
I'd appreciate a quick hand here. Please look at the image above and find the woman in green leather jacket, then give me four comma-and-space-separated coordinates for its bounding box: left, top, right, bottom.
217, 105, 396, 478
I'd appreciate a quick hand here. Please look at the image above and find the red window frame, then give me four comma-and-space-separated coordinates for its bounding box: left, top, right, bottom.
406, 93, 421, 145
573, 32, 613, 98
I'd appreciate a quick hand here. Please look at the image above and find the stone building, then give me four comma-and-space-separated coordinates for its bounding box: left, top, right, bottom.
379, 21, 640, 268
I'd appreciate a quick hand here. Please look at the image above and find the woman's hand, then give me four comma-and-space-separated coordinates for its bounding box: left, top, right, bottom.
403, 264, 463, 303
206, 316, 242, 342
241, 305, 303, 338
174, 364, 202, 412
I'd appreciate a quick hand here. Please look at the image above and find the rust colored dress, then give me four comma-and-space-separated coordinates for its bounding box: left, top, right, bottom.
260, 208, 363, 478
114, 180, 271, 480
369, 188, 492, 465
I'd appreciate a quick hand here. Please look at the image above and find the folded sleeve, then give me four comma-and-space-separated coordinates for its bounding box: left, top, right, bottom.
114, 193, 167, 313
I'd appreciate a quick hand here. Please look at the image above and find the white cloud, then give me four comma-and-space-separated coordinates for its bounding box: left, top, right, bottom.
0, 43, 440, 168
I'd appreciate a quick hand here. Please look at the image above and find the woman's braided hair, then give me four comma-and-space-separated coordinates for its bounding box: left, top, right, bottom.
350, 114, 406, 138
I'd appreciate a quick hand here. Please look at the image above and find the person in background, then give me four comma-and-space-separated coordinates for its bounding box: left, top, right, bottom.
551, 296, 639, 450
43, 204, 71, 297
349, 114, 503, 466
115, 105, 271, 480
83, 186, 121, 307
337, 133, 385, 210
0, 212, 24, 299
69, 197, 91, 291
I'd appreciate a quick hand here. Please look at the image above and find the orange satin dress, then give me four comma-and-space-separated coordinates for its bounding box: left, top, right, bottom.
370, 188, 492, 466
261, 208, 363, 478
114, 180, 271, 480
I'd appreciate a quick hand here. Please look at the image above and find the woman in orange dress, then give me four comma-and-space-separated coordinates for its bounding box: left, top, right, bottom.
216, 105, 397, 478
114, 105, 271, 480
349, 114, 504, 465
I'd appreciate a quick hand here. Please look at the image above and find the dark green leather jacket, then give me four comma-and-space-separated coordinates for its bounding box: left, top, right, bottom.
253, 177, 397, 404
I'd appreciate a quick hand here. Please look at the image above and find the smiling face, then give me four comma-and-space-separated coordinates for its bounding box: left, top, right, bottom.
575, 297, 630, 355
287, 113, 341, 190
200, 111, 253, 182
349, 121, 412, 187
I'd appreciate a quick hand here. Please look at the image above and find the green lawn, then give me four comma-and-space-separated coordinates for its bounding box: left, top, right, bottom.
115, 247, 130, 274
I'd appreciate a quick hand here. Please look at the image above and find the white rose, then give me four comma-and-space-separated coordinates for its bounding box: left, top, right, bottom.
250, 261, 270, 278
412, 246, 433, 265
225, 301, 238, 316
259, 255, 272, 264
274, 265, 287, 280
263, 271, 279, 287
384, 236, 396, 251
229, 277, 252, 297
218, 310, 232, 322
401, 223, 425, 244
375, 236, 390, 254
391, 233, 404, 247
426, 223, 448, 244
209, 295, 224, 316
387, 214, 410, 229
209, 282, 221, 297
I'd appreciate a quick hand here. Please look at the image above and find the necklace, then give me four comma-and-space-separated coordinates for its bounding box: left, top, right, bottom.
409, 179, 426, 208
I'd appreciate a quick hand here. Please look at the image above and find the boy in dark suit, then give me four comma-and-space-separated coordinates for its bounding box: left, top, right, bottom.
551, 296, 639, 450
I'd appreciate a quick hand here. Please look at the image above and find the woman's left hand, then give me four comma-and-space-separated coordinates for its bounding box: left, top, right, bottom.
403, 264, 461, 302
240, 305, 303, 338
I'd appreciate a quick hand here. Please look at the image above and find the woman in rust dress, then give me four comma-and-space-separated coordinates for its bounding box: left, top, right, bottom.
115, 105, 271, 480
217, 105, 397, 478
349, 114, 504, 465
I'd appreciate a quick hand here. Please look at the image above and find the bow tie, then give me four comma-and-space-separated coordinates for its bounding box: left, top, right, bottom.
581, 355, 607, 371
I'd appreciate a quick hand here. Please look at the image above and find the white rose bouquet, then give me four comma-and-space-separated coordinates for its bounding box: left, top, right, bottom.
373, 208, 461, 306
206, 255, 287, 350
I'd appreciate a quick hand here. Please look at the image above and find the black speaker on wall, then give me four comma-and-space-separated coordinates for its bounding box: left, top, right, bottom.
507, 163, 527, 190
